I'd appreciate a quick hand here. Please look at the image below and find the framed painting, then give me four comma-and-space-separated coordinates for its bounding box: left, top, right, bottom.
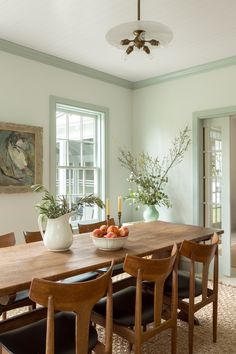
0, 122, 43, 193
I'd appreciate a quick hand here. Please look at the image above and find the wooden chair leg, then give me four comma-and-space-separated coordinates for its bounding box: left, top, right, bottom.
171, 325, 177, 354
29, 304, 36, 312
1, 343, 11, 354
127, 325, 133, 353
188, 312, 194, 354
128, 342, 133, 353
134, 339, 142, 354
178, 310, 200, 325
134, 320, 142, 354
213, 300, 217, 343
93, 342, 107, 354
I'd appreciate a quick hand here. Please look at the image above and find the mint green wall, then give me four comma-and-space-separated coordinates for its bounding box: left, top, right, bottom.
1, 46, 236, 241
0, 51, 132, 242
132, 65, 236, 223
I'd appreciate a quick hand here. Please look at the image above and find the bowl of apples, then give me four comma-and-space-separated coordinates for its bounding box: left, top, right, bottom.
91, 224, 129, 251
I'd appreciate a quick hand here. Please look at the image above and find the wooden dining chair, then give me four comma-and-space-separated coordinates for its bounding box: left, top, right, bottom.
164, 233, 219, 354
23, 230, 99, 283
92, 244, 178, 354
0, 232, 35, 321
78, 218, 115, 233
0, 262, 113, 354
0, 233, 15, 248
23, 230, 43, 243
78, 218, 124, 277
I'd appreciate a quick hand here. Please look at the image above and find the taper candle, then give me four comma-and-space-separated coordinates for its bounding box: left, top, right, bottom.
118, 196, 122, 213
105, 198, 110, 216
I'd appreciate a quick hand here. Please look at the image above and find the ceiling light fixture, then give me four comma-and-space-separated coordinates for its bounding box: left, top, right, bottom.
106, 0, 173, 56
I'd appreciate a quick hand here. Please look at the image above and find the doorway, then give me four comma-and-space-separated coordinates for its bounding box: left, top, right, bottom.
202, 119, 223, 230
230, 117, 236, 270
193, 106, 236, 277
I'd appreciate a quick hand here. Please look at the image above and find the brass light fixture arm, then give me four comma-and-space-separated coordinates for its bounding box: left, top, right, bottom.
120, 0, 161, 55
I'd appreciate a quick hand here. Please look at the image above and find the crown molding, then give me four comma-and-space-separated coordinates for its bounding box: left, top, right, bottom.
0, 38, 133, 89
133, 55, 236, 89
1, 38, 236, 90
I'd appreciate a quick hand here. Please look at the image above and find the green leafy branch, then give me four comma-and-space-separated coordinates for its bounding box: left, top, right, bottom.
31, 184, 105, 219
118, 126, 191, 209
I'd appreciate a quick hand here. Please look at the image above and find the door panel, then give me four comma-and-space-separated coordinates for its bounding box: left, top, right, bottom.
203, 117, 231, 276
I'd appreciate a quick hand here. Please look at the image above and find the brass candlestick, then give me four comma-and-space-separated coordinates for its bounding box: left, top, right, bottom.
118, 211, 122, 228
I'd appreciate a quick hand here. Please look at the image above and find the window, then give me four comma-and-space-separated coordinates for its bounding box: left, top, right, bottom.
52, 100, 106, 224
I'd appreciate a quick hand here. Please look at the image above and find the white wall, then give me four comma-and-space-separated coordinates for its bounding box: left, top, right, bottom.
0, 51, 132, 242
132, 66, 236, 223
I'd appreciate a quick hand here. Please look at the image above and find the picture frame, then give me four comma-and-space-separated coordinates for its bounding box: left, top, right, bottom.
0, 122, 43, 193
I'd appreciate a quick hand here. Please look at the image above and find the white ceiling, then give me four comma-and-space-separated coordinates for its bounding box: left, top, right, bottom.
0, 0, 236, 82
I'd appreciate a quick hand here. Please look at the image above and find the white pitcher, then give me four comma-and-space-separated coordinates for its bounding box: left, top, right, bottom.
38, 212, 73, 252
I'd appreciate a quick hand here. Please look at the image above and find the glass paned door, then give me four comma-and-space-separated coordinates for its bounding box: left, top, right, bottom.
202, 116, 231, 276
203, 125, 222, 228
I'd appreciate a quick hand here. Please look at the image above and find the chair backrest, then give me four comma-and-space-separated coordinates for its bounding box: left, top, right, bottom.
0, 232, 16, 248
124, 243, 178, 327
29, 262, 113, 354
179, 233, 219, 300
78, 218, 115, 234
23, 231, 43, 244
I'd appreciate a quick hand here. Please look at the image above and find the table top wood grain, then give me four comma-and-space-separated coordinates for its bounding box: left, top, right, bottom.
0, 221, 223, 296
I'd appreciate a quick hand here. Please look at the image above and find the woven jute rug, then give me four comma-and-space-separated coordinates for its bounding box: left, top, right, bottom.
6, 282, 236, 354
98, 282, 236, 354
231, 244, 236, 267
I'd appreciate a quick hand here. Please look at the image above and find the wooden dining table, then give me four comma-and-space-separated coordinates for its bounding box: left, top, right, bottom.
0, 220, 223, 297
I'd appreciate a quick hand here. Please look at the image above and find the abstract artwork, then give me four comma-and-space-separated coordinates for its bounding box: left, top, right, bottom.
0, 122, 43, 193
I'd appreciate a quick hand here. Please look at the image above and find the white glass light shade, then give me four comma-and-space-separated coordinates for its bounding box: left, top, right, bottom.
106, 20, 173, 49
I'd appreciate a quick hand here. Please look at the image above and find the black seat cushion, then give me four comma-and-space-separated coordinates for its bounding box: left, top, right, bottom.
99, 263, 124, 276
13, 290, 30, 303
164, 270, 202, 299
4, 290, 30, 305
61, 271, 98, 284
93, 286, 154, 326
0, 312, 98, 354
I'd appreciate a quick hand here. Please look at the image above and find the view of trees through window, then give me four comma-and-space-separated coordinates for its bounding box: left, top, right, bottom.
56, 103, 104, 223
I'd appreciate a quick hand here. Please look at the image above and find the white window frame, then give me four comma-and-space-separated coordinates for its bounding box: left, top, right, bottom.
50, 96, 108, 223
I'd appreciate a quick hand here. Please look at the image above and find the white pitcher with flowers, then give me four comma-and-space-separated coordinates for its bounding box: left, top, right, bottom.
32, 184, 105, 252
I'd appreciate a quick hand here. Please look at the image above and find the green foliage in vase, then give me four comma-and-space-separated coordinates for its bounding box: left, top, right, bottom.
118, 126, 191, 209
31, 184, 105, 219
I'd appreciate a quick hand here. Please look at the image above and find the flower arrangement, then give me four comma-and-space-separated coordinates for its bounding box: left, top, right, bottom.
31, 184, 104, 219
118, 126, 191, 209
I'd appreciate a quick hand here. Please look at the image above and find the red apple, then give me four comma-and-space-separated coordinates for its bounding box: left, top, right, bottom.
92, 228, 103, 238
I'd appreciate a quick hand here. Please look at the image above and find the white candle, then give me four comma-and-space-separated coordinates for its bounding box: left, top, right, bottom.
106, 198, 110, 216
118, 196, 122, 213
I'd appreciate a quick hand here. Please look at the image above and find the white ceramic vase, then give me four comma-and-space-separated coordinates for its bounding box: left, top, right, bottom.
38, 212, 73, 252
